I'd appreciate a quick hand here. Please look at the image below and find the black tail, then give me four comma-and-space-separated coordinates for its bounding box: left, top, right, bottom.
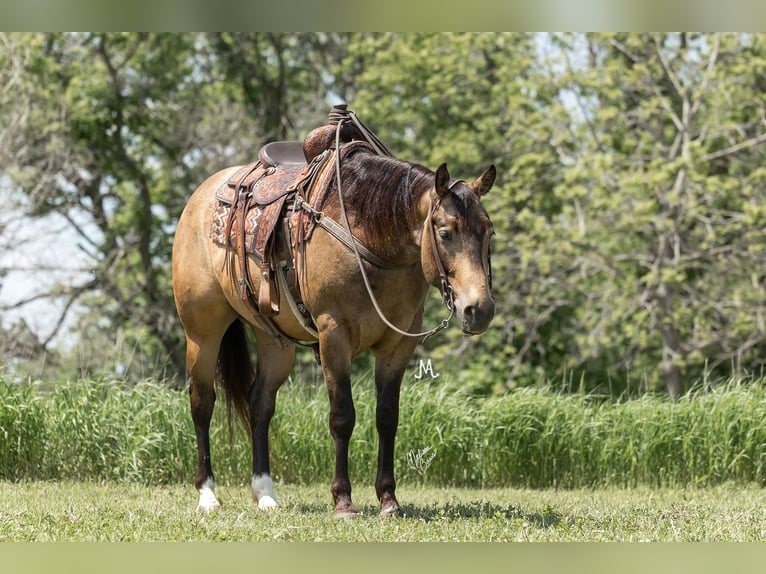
217, 319, 254, 439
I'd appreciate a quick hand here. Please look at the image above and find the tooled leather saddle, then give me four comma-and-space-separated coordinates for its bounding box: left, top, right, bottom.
208, 107, 374, 345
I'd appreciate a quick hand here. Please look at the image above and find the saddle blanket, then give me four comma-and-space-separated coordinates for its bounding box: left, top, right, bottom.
210, 198, 309, 260
210, 200, 257, 253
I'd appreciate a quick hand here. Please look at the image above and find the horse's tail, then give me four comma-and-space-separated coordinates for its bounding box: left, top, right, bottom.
217, 318, 253, 440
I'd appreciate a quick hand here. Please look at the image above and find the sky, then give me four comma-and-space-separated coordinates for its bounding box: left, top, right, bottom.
0, 189, 90, 349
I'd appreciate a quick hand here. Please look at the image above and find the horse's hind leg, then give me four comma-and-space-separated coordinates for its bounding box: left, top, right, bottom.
183, 308, 238, 513
249, 329, 295, 510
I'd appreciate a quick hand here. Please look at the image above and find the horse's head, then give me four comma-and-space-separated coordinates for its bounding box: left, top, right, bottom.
421, 163, 496, 335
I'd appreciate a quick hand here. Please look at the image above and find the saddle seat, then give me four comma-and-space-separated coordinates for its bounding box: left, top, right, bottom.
258, 141, 307, 168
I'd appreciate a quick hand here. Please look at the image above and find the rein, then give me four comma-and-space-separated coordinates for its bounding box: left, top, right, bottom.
330, 109, 455, 341
293, 194, 410, 271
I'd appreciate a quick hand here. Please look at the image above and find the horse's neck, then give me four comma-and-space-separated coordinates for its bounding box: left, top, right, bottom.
386, 188, 430, 267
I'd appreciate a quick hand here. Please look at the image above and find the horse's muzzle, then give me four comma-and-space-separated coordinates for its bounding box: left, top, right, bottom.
457, 298, 495, 335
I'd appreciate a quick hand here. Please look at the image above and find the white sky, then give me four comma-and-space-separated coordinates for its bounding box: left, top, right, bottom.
0, 197, 89, 348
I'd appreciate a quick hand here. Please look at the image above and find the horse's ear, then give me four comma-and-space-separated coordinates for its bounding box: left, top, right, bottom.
472, 165, 496, 196
435, 163, 451, 198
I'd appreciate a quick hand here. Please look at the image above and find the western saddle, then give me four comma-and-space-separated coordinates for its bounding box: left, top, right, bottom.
209, 105, 382, 350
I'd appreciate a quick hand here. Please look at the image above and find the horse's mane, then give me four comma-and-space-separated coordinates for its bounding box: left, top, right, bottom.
322, 151, 434, 251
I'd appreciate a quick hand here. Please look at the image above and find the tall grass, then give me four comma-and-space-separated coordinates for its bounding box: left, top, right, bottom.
0, 380, 194, 483
2, 376, 766, 488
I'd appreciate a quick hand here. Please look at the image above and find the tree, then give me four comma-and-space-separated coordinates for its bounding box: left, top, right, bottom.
211, 32, 345, 142
335, 33, 587, 392
551, 33, 766, 396
337, 33, 766, 396
5, 32, 766, 396
0, 32, 343, 382
1, 33, 205, 378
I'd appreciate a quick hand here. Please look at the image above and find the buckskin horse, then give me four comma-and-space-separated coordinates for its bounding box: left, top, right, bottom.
171, 106, 496, 518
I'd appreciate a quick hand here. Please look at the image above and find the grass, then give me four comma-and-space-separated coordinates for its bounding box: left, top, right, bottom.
1, 481, 765, 541
4, 378, 766, 544
4, 377, 766, 488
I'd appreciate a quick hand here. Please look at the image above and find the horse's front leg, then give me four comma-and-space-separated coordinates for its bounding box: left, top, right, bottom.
374, 336, 418, 518
319, 321, 358, 518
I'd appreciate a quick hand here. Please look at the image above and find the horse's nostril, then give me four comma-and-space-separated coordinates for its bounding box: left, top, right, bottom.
460, 299, 494, 334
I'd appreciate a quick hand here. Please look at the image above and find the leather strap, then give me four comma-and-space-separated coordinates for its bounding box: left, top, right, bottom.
236, 191, 254, 301
293, 195, 414, 271
426, 197, 455, 313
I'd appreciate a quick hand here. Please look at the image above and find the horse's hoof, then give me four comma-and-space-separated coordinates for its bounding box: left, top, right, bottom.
379, 504, 405, 518
333, 510, 359, 520
257, 495, 281, 511
196, 500, 221, 514
333, 506, 360, 520
197, 483, 221, 514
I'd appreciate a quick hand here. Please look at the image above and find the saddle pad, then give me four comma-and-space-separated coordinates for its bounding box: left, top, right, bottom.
209, 194, 292, 261
210, 201, 260, 257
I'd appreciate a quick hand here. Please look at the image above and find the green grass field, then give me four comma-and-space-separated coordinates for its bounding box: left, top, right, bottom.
2, 481, 765, 541
3, 378, 766, 543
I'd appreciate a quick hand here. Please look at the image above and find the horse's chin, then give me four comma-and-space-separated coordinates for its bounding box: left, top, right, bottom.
458, 316, 492, 336
460, 326, 487, 336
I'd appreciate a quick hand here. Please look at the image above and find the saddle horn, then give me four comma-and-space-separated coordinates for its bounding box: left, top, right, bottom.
303, 104, 391, 163
303, 105, 361, 162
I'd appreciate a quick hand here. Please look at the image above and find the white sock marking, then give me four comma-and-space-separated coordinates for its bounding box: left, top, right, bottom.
197, 478, 221, 513
252, 474, 280, 510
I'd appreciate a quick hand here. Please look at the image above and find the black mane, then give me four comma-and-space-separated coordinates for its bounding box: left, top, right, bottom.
322, 151, 434, 250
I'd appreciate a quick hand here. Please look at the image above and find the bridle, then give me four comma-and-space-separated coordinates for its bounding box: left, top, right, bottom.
426, 180, 463, 317
425, 179, 494, 321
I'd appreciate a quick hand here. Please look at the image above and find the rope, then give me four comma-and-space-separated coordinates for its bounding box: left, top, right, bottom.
331, 108, 454, 341
329, 104, 394, 157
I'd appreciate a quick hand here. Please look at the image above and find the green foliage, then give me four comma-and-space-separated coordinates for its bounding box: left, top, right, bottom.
336, 33, 575, 388
5, 33, 766, 395
0, 32, 340, 381
0, 379, 194, 483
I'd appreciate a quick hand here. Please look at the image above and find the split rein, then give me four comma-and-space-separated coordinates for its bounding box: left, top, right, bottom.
328, 110, 455, 341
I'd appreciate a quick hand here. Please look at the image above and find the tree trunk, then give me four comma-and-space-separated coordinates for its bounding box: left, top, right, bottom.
654, 235, 684, 398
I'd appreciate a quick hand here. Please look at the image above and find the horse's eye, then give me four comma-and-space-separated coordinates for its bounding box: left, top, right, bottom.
438, 228, 453, 241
